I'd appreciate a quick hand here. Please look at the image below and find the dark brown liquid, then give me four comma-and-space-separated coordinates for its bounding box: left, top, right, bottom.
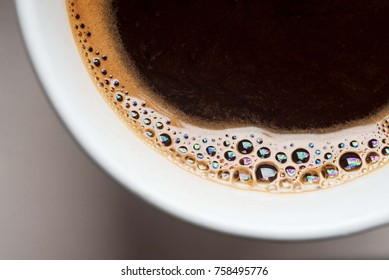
113, 0, 389, 130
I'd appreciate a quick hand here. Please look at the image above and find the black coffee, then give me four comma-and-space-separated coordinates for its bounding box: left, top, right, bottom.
113, 0, 389, 130
67, 0, 389, 192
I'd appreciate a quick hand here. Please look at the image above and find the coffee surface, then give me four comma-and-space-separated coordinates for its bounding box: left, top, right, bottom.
114, 0, 389, 130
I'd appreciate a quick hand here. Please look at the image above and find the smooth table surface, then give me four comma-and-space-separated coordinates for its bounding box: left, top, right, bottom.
1, 0, 389, 259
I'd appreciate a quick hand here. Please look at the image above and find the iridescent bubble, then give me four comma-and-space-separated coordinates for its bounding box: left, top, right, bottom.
309, 143, 314, 148
145, 130, 154, 137
368, 139, 379, 149
115, 93, 123, 102
338, 143, 345, 149
197, 153, 204, 159
233, 169, 252, 183
185, 156, 195, 165
239, 157, 252, 166
197, 161, 209, 171
223, 140, 230, 147
211, 161, 219, 169
255, 164, 278, 183
350, 140, 359, 148
324, 153, 333, 160
321, 164, 339, 179
279, 179, 293, 189
366, 152, 380, 165
159, 133, 172, 147
292, 149, 310, 164
178, 146, 188, 154
315, 149, 321, 155
382, 147, 389, 156
155, 122, 164, 129
285, 166, 296, 177
301, 171, 320, 184
218, 170, 230, 181
193, 143, 201, 151
339, 152, 362, 171
130, 111, 139, 119
93, 57, 100, 67
206, 146, 216, 156
143, 118, 151, 125
257, 147, 271, 159
237, 140, 254, 154
224, 151, 236, 161
275, 152, 287, 163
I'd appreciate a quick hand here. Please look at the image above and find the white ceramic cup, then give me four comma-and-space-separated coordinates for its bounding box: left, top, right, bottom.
16, 0, 389, 240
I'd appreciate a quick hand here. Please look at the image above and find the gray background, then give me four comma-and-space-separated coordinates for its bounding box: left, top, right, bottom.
1, 0, 389, 259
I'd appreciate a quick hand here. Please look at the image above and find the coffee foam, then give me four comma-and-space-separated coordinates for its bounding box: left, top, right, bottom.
67, 0, 389, 193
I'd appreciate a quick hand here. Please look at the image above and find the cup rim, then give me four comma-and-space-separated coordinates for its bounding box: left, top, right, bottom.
15, 0, 389, 241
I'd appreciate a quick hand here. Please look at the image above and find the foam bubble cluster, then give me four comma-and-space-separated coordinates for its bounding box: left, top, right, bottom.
67, 1, 389, 193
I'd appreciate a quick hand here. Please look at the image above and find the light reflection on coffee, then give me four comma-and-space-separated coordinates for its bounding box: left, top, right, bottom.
66, 0, 389, 192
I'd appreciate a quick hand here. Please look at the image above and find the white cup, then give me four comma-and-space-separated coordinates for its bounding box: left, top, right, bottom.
16, 0, 389, 240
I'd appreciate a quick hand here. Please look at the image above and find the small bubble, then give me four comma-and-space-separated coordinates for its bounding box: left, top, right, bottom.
280, 179, 293, 189
368, 139, 379, 149
223, 140, 230, 147
285, 166, 296, 177
115, 93, 123, 102
292, 149, 310, 164
212, 161, 219, 169
257, 147, 271, 159
197, 153, 204, 159
321, 165, 339, 179
145, 129, 155, 138
93, 57, 100, 67
193, 143, 201, 151
155, 122, 163, 129
206, 146, 216, 156
339, 152, 362, 171
350, 140, 359, 148
224, 151, 236, 161
382, 147, 389, 156
143, 118, 151, 125
113, 80, 120, 87
237, 140, 253, 154
275, 152, 287, 163
301, 171, 320, 184
178, 146, 188, 154
130, 111, 139, 119
315, 149, 321, 155
256, 164, 278, 183
202, 138, 208, 143
309, 143, 314, 148
366, 152, 380, 165
338, 143, 345, 149
256, 138, 263, 144
175, 138, 181, 144
315, 159, 321, 165
239, 157, 252, 166
159, 134, 172, 146
324, 153, 333, 160
197, 162, 209, 171
233, 169, 252, 183
183, 134, 189, 139
101, 69, 107, 75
